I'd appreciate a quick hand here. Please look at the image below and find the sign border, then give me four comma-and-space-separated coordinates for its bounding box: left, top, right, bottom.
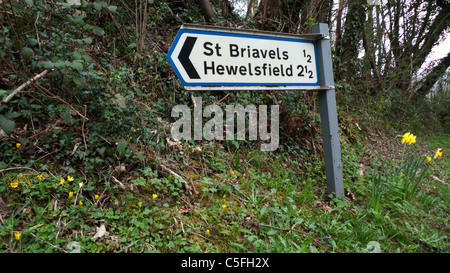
167, 25, 322, 90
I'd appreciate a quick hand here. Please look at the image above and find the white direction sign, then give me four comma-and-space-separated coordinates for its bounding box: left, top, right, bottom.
167, 25, 320, 90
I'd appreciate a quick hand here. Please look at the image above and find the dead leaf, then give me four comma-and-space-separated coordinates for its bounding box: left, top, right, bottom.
92, 222, 106, 240
166, 137, 182, 149
359, 163, 365, 176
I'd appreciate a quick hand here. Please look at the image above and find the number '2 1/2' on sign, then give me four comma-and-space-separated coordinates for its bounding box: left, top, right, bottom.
297, 50, 313, 78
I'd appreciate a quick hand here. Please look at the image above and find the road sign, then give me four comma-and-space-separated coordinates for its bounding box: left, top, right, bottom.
167, 24, 344, 198
167, 24, 324, 90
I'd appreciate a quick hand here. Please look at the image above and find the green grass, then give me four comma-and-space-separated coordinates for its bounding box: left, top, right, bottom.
1, 131, 448, 253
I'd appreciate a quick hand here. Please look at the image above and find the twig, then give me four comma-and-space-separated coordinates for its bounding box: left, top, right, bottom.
217, 94, 230, 103
5, 62, 88, 121
0, 69, 50, 105
82, 105, 87, 159
30, 232, 68, 253
254, 222, 325, 248
159, 164, 198, 195
0, 167, 40, 174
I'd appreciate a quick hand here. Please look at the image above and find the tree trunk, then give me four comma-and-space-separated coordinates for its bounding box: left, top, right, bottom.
362, 25, 383, 92
255, 0, 281, 30
198, 0, 217, 22
416, 52, 450, 98
334, 0, 366, 82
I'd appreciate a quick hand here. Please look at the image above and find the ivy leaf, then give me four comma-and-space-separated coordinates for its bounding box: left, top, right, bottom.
24, 0, 33, 7
0, 115, 16, 136
107, 5, 117, 12
83, 37, 93, 44
42, 61, 54, 69
21, 47, 34, 59
26, 38, 38, 46
114, 94, 126, 108
71, 60, 83, 71
72, 76, 84, 86
117, 139, 128, 157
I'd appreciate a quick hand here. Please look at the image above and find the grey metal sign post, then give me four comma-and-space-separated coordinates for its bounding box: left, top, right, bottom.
312, 24, 344, 198
167, 23, 344, 198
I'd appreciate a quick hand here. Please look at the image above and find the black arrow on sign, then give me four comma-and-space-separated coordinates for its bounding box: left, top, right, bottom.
178, 36, 200, 79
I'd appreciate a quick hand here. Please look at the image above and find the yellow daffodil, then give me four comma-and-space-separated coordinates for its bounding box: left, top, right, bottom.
67, 175, 74, 182
10, 182, 18, 188
434, 148, 442, 159
401, 132, 416, 145
401, 132, 411, 144
16, 143, 21, 148
69, 192, 74, 198
426, 156, 432, 162
152, 194, 157, 199
14, 232, 21, 240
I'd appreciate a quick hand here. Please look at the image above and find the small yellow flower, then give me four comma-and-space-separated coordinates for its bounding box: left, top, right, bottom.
426, 156, 432, 162
206, 229, 210, 235
138, 201, 142, 207
248, 152, 251, 155
16, 143, 21, 148
222, 204, 226, 209
222, 194, 226, 198
79, 182, 84, 188
60, 178, 65, 184
37, 174, 45, 180
433, 186, 436, 189
79, 201, 83, 206
434, 148, 443, 159
385, 215, 390, 221
14, 232, 21, 240
152, 194, 157, 199
10, 182, 18, 188
94, 194, 99, 200
69, 191, 74, 198
67, 175, 74, 182
231, 171, 235, 175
